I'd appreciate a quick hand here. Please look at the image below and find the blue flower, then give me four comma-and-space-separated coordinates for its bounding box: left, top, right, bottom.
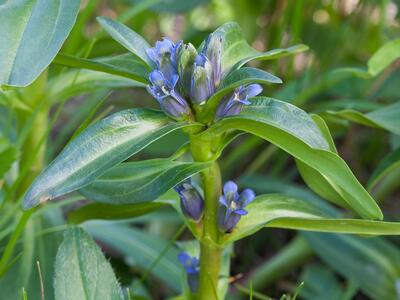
146, 38, 182, 80
190, 53, 215, 104
174, 180, 204, 222
215, 84, 263, 119
217, 181, 256, 233
147, 70, 191, 120
178, 252, 200, 292
204, 32, 223, 87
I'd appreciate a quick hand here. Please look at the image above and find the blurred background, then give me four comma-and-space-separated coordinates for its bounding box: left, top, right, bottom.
1, 0, 400, 299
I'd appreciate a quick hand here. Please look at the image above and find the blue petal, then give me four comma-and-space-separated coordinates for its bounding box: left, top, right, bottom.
244, 83, 263, 98
178, 252, 191, 266
240, 188, 256, 206
234, 208, 248, 215
219, 195, 229, 207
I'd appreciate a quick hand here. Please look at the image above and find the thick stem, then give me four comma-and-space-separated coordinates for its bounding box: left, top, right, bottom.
190, 136, 223, 300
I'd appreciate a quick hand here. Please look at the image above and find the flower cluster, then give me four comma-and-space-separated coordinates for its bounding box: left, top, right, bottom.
218, 181, 256, 233
178, 252, 200, 292
145, 34, 263, 121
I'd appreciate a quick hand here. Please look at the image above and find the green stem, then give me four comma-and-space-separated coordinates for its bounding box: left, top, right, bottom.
190, 135, 223, 300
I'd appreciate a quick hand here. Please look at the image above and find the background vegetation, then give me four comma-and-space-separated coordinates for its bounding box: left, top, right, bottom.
0, 0, 399, 299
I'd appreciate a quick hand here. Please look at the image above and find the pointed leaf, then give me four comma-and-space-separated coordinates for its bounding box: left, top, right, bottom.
80, 158, 211, 204
0, 0, 80, 86
202, 97, 382, 219
221, 194, 400, 244
208, 22, 308, 76
23, 109, 199, 209
53, 53, 149, 84
54, 227, 124, 300
368, 147, 400, 190
68, 201, 167, 224
327, 101, 400, 135
97, 16, 154, 67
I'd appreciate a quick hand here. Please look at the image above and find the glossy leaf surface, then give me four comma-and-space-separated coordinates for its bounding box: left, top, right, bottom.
54, 227, 123, 300
80, 158, 210, 204
203, 97, 382, 219
0, 0, 80, 86
23, 109, 197, 209
222, 194, 400, 244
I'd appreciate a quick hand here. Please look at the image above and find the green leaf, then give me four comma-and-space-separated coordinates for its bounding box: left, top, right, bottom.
53, 53, 149, 84
199, 67, 282, 121
80, 158, 211, 204
326, 101, 400, 135
221, 194, 400, 245
299, 265, 355, 300
209, 22, 308, 76
97, 17, 154, 67
84, 222, 182, 292
0, 0, 80, 86
23, 109, 199, 210
367, 39, 400, 76
303, 232, 400, 300
0, 213, 62, 300
368, 147, 400, 190
54, 227, 124, 300
203, 97, 382, 219
68, 201, 167, 224
0, 136, 18, 178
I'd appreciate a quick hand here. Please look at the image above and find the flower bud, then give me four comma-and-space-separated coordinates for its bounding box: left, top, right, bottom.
177, 43, 197, 96
147, 70, 191, 120
174, 181, 204, 222
204, 33, 223, 87
190, 54, 215, 105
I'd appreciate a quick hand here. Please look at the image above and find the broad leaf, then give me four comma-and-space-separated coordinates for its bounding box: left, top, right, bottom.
209, 22, 308, 76
0, 0, 80, 86
199, 67, 282, 121
97, 17, 154, 67
23, 109, 199, 209
203, 97, 382, 219
80, 158, 210, 204
221, 194, 400, 244
68, 201, 167, 224
327, 101, 400, 135
84, 222, 182, 292
54, 227, 124, 300
367, 39, 400, 76
303, 232, 400, 300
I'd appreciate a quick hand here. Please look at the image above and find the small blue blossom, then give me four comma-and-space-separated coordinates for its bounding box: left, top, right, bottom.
190, 53, 215, 104
146, 38, 182, 80
216, 84, 263, 119
147, 70, 191, 120
174, 180, 204, 222
178, 252, 200, 292
218, 181, 256, 233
